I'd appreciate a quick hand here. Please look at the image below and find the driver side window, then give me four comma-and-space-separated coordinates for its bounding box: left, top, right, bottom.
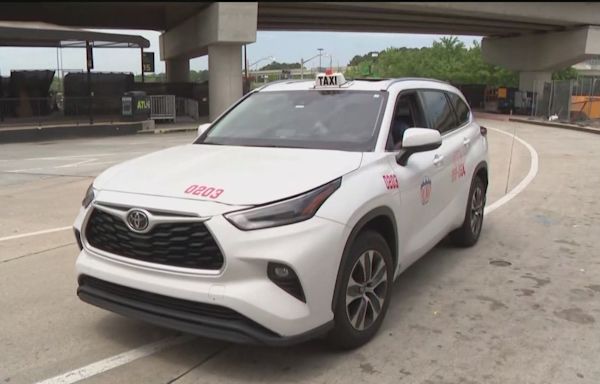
386, 92, 427, 150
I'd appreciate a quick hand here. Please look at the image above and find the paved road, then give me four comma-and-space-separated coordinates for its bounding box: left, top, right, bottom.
0, 121, 598, 384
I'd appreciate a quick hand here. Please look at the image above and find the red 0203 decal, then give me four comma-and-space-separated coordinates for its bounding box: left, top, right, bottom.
184, 185, 224, 199
383, 174, 399, 190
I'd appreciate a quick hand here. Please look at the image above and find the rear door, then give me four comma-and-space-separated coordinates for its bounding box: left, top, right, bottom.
446, 91, 482, 223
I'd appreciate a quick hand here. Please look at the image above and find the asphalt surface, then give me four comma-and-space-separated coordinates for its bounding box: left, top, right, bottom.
1, 120, 598, 384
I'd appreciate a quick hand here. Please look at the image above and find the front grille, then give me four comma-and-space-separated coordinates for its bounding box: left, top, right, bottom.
85, 208, 224, 270
79, 275, 244, 321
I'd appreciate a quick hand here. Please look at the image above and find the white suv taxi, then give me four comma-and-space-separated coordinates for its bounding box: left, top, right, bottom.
74, 72, 489, 349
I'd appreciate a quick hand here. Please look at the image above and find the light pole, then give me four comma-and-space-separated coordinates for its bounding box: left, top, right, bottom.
323, 53, 333, 70
300, 50, 331, 79
317, 48, 324, 72
249, 56, 275, 71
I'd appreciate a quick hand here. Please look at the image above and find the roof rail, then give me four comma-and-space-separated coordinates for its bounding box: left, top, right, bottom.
255, 79, 310, 92
351, 77, 391, 82
385, 77, 450, 90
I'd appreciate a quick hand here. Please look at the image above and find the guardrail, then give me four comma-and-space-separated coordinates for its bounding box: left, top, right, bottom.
176, 97, 199, 121
149, 95, 176, 122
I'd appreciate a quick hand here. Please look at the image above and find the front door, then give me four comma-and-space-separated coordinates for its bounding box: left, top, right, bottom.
386, 91, 446, 262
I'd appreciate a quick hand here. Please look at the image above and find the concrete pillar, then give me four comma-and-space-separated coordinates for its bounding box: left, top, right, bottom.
208, 44, 242, 121
165, 58, 190, 82
519, 71, 551, 94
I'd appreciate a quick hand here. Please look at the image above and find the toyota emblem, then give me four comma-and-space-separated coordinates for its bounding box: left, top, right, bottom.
126, 209, 149, 232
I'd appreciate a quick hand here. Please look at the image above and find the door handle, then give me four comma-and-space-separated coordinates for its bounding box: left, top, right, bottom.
463, 137, 471, 147
433, 154, 444, 166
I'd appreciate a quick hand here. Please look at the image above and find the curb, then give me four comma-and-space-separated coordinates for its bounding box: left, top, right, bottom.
508, 117, 600, 135
0, 122, 143, 144
138, 127, 197, 135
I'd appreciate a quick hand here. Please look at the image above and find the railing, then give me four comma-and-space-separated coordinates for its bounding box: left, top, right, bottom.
149, 95, 176, 122
176, 97, 199, 121
0, 94, 204, 128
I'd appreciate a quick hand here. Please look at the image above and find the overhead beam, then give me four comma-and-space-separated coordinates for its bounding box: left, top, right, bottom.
482, 25, 600, 71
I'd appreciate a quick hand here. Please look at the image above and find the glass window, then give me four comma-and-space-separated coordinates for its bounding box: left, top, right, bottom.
447, 92, 471, 126
419, 90, 457, 133
195, 90, 387, 151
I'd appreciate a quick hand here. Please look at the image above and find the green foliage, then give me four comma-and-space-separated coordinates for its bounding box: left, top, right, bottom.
345, 37, 521, 87
259, 61, 301, 70
552, 67, 578, 80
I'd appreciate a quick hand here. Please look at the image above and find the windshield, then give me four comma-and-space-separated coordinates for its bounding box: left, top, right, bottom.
195, 90, 387, 151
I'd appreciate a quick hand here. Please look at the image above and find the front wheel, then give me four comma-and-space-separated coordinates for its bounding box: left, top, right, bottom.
327, 230, 393, 349
450, 176, 486, 247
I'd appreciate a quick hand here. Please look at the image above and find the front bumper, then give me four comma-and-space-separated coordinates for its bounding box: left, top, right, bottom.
74, 191, 349, 341
77, 275, 333, 346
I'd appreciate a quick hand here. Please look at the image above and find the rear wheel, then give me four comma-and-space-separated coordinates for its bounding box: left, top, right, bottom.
327, 230, 393, 349
450, 176, 486, 247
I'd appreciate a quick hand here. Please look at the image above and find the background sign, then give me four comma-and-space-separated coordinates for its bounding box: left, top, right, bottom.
142, 52, 155, 73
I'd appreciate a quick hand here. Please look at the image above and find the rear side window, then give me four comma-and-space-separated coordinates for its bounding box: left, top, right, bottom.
419, 90, 457, 134
447, 92, 471, 126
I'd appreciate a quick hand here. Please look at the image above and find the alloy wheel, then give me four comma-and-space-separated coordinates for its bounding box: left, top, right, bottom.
345, 250, 388, 331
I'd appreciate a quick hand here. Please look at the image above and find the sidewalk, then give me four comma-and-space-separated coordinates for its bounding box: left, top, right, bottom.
507, 116, 600, 135
474, 110, 600, 135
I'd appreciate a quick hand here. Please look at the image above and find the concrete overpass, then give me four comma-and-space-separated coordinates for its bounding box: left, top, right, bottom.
1, 2, 600, 120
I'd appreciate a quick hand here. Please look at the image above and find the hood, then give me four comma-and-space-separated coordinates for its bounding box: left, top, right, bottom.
95, 144, 363, 206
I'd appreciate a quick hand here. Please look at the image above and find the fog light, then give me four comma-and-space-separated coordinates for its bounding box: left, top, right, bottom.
274, 266, 290, 279
267, 262, 306, 303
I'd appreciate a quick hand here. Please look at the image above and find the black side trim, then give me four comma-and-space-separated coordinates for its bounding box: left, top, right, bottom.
473, 160, 488, 189
331, 207, 398, 311
77, 276, 332, 346
396, 141, 442, 166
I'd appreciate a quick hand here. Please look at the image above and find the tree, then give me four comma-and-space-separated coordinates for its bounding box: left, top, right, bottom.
258, 61, 301, 71
552, 67, 578, 80
344, 37, 520, 86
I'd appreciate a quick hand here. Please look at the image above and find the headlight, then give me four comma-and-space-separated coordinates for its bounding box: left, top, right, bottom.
224, 178, 342, 230
82, 183, 95, 208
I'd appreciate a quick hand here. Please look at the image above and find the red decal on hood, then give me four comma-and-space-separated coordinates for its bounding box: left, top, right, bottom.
185, 185, 224, 199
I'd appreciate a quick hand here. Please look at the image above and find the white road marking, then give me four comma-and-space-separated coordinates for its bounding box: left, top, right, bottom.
485, 127, 539, 215
0, 226, 72, 242
35, 334, 196, 384
54, 159, 97, 169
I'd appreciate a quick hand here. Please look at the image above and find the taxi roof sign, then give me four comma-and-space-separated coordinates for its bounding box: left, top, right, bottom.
315, 72, 346, 88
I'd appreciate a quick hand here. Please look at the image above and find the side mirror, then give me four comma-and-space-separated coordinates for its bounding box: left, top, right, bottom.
396, 128, 442, 166
197, 123, 211, 137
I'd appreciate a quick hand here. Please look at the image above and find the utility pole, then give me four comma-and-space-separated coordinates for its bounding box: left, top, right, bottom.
318, 48, 324, 72
86, 40, 93, 125
140, 47, 145, 83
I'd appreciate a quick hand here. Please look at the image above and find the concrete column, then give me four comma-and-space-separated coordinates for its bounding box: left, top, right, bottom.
519, 71, 551, 94
208, 44, 242, 121
165, 58, 190, 82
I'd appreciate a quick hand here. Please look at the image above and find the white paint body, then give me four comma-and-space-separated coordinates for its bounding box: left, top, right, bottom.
74, 78, 489, 339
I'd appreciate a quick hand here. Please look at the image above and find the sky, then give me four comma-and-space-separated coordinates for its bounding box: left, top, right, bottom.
0, 29, 481, 76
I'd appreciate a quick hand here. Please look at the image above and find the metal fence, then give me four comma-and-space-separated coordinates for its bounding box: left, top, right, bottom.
0, 96, 122, 127
176, 97, 199, 121
0, 94, 202, 128
532, 77, 600, 126
148, 95, 176, 122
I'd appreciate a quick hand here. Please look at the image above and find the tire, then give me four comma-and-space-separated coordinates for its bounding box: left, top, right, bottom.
327, 230, 394, 349
450, 175, 486, 247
